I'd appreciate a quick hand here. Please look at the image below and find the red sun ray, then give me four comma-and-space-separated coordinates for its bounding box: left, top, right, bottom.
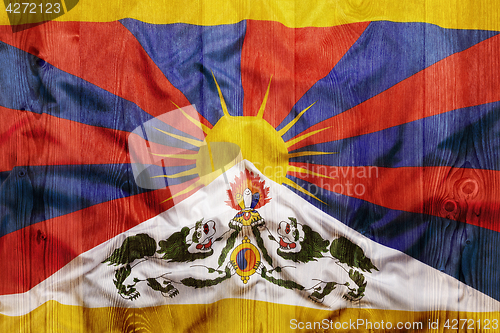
0, 21, 212, 130
286, 33, 500, 151
0, 106, 131, 172
289, 162, 500, 233
0, 179, 199, 296
240, 20, 369, 127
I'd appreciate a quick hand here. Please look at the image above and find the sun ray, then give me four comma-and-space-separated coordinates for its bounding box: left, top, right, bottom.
151, 168, 199, 179
287, 151, 337, 158
282, 178, 326, 204
153, 127, 204, 147
211, 71, 230, 117
150, 153, 198, 160
171, 101, 212, 135
278, 102, 316, 137
257, 76, 272, 119
60, 0, 68, 13
206, 141, 216, 172
286, 165, 335, 180
285, 127, 330, 149
161, 180, 204, 203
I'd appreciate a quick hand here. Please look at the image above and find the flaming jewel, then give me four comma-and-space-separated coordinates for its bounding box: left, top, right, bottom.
226, 170, 270, 226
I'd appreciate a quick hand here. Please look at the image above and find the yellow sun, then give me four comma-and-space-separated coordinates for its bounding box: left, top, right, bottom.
203, 113, 289, 184
153, 73, 334, 203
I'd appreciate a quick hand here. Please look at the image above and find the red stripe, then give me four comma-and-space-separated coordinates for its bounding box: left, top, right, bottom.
0, 179, 201, 295
151, 105, 208, 141
241, 21, 368, 127
128, 132, 198, 168
289, 163, 500, 232
286, 34, 500, 151
0, 21, 213, 130
0, 106, 130, 172
0, 104, 201, 172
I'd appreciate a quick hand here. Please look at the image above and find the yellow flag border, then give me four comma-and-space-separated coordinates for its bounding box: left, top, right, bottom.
1, 0, 500, 31
1, 299, 499, 332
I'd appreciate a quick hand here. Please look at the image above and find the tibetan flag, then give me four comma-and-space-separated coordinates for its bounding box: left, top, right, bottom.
1, 0, 500, 332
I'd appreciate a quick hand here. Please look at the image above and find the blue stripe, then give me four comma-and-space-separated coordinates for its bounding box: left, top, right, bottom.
0, 164, 164, 237
289, 101, 500, 170
120, 19, 246, 124
137, 122, 203, 150
279, 21, 499, 141
285, 174, 500, 302
0, 41, 152, 132
132, 117, 202, 152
